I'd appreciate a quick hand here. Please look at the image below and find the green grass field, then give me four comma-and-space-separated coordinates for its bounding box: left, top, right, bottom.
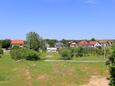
40, 52, 105, 61
0, 54, 108, 86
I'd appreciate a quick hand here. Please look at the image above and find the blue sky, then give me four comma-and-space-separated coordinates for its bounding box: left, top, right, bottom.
0, 0, 115, 40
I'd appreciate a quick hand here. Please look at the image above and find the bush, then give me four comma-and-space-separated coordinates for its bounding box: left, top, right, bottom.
109, 46, 115, 86
10, 48, 40, 61
0, 55, 1, 58
70, 47, 85, 57
25, 49, 40, 60
59, 48, 72, 60
0, 48, 3, 54
12, 45, 20, 49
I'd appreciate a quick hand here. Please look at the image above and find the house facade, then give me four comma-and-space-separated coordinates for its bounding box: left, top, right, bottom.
69, 41, 78, 48
79, 40, 112, 47
98, 41, 112, 46
79, 41, 89, 47
79, 41, 101, 47
88, 41, 101, 47
47, 47, 57, 52
55, 42, 64, 49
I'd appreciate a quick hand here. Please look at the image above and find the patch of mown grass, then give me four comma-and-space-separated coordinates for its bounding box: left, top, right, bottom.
25, 61, 107, 86
0, 54, 108, 86
0, 73, 8, 81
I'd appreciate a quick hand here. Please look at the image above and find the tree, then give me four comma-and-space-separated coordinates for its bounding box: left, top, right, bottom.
39, 38, 47, 51
45, 39, 58, 47
26, 32, 43, 51
0, 40, 2, 48
0, 48, 3, 54
90, 38, 96, 41
60, 39, 69, 47
109, 46, 115, 86
2, 39, 11, 49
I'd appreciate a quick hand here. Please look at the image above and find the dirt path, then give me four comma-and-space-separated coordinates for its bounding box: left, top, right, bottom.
80, 76, 109, 86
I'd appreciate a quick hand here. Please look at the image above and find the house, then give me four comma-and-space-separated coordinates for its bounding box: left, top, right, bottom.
79, 41, 101, 47
69, 41, 78, 48
11, 40, 25, 47
47, 47, 57, 52
45, 43, 50, 48
99, 41, 112, 46
79, 41, 88, 47
107, 41, 112, 46
88, 41, 101, 47
55, 42, 64, 49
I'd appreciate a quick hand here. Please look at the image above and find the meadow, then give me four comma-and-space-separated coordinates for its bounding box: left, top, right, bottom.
0, 54, 108, 86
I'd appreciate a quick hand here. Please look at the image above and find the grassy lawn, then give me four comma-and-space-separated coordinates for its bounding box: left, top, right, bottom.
40, 52, 105, 61
0, 54, 108, 86
73, 55, 105, 61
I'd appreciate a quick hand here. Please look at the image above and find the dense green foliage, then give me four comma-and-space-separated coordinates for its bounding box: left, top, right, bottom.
90, 38, 96, 41
26, 32, 45, 51
59, 46, 112, 60
12, 45, 20, 49
60, 39, 69, 47
45, 39, 58, 47
59, 48, 73, 60
109, 46, 115, 86
0, 48, 3, 54
10, 48, 40, 61
1, 39, 11, 49
0, 48, 3, 58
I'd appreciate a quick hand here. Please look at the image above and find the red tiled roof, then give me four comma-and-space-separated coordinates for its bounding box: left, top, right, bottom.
79, 41, 98, 46
11, 40, 25, 45
89, 41, 98, 45
79, 41, 88, 45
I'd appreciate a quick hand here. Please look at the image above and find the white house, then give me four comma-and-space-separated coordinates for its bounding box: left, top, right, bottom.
88, 41, 101, 47
47, 47, 57, 52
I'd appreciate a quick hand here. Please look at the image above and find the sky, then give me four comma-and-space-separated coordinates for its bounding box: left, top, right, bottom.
0, 0, 115, 40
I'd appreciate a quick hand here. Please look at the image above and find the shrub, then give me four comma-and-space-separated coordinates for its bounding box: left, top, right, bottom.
109, 46, 115, 86
0, 48, 3, 54
59, 48, 72, 60
70, 47, 84, 57
24, 49, 40, 60
12, 45, 20, 49
77, 47, 84, 57
10, 48, 23, 60
10, 48, 40, 61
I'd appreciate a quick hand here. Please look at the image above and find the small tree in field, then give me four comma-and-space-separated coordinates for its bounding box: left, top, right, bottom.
26, 32, 45, 51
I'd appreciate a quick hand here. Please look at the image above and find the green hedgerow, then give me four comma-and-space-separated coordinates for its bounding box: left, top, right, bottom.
10, 48, 40, 61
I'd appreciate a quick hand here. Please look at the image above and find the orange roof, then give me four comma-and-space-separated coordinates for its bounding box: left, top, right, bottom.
89, 41, 98, 45
11, 40, 25, 45
79, 41, 88, 45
